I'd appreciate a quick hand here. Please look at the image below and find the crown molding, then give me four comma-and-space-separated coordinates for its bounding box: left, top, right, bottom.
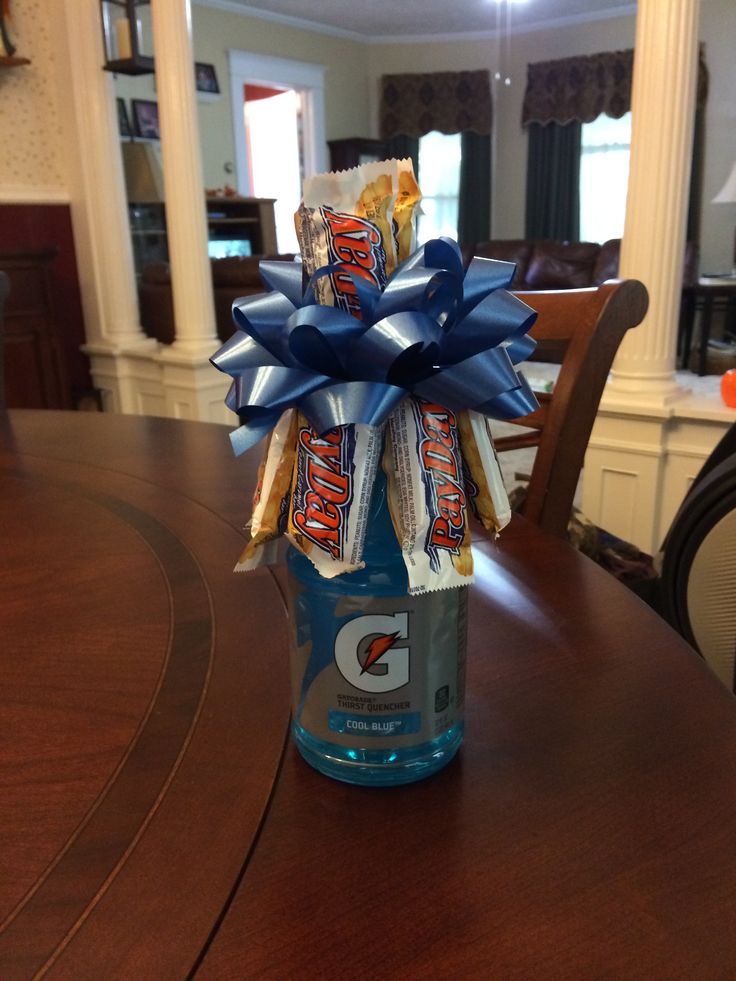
363, 5, 638, 45
194, 0, 637, 45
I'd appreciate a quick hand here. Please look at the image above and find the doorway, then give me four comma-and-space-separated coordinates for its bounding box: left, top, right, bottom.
228, 51, 327, 253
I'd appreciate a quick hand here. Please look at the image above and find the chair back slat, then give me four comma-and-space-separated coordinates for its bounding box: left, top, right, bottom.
501, 280, 649, 538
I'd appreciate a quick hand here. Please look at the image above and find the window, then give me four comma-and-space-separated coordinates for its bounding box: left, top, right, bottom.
579, 112, 631, 243
416, 131, 462, 243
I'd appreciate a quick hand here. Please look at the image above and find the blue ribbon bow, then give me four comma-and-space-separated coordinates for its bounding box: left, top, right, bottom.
211, 237, 539, 455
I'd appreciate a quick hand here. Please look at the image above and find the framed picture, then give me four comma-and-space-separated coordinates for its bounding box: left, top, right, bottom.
131, 99, 160, 140
195, 62, 220, 95
117, 98, 131, 139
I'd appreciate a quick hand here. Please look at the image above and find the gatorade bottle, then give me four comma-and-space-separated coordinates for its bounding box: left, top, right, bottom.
286, 468, 467, 786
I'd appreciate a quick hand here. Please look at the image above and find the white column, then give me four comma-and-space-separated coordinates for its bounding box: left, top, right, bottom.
581, 0, 709, 554
608, 0, 700, 401
54, 1, 154, 358
150, 0, 217, 359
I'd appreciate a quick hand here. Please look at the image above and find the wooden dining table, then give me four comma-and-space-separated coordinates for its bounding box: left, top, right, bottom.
2, 409, 736, 980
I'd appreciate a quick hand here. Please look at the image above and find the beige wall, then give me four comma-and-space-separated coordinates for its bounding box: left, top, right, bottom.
0, 0, 67, 198
115, 5, 370, 191
698, 0, 736, 273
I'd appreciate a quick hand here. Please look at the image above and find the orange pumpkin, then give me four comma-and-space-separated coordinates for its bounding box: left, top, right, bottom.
721, 368, 736, 408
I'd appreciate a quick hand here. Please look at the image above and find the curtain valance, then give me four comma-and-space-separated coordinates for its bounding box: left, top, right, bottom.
380, 70, 492, 139
522, 48, 708, 126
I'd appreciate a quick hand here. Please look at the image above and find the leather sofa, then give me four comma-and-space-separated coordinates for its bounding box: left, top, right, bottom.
139, 239, 698, 345
461, 238, 698, 291
138, 254, 295, 345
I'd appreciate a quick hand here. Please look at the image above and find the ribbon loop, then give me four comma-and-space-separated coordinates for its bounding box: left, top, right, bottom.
301, 381, 406, 435
210, 238, 540, 452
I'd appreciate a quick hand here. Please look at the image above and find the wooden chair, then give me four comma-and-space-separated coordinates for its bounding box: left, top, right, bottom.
0, 270, 9, 410
496, 279, 649, 539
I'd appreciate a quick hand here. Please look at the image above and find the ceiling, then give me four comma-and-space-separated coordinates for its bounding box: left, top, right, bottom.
215, 0, 638, 41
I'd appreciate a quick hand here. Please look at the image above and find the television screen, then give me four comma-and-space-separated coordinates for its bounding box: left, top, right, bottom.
208, 239, 252, 259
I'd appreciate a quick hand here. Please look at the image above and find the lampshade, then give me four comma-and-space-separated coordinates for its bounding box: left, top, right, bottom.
713, 161, 736, 204
122, 141, 164, 202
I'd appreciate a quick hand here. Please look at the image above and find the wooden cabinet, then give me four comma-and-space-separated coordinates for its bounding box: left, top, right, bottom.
128, 202, 168, 272
0, 247, 71, 409
205, 196, 277, 256
328, 137, 386, 172
128, 196, 278, 274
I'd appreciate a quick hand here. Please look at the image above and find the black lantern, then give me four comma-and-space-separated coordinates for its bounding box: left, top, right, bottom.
101, 0, 154, 76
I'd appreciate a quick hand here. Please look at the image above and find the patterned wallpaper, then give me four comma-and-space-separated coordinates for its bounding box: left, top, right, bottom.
0, 0, 66, 197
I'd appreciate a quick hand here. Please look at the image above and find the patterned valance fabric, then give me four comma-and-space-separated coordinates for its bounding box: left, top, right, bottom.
522, 48, 709, 126
380, 70, 492, 139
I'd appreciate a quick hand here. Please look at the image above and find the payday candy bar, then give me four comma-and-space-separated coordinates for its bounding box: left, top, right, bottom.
296, 159, 420, 319
296, 203, 389, 318
392, 159, 421, 265
384, 397, 473, 594
287, 416, 382, 578
457, 409, 511, 536
235, 409, 297, 572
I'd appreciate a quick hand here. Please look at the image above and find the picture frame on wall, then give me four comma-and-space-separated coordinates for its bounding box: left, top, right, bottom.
117, 98, 132, 139
195, 62, 220, 95
131, 99, 160, 140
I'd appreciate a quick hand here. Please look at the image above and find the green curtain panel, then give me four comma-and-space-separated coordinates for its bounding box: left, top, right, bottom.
458, 131, 491, 245
385, 135, 419, 181
525, 120, 582, 241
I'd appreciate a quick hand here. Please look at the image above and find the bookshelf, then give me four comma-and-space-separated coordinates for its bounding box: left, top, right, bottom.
127, 196, 278, 274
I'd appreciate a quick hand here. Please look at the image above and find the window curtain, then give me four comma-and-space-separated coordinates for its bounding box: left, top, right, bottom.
384, 135, 419, 181
687, 91, 709, 245
380, 70, 492, 243
525, 121, 581, 241
458, 131, 491, 245
522, 47, 709, 243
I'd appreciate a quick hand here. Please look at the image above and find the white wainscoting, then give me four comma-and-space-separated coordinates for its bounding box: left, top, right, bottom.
583, 375, 734, 554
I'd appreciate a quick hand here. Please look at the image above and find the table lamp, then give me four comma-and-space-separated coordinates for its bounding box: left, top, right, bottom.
713, 159, 736, 275
122, 142, 164, 204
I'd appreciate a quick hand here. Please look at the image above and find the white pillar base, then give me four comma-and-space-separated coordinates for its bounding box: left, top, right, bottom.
156, 346, 233, 422
605, 371, 689, 405
86, 343, 233, 424
581, 378, 733, 555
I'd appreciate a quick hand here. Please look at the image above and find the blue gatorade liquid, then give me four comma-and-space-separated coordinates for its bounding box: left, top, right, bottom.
286, 470, 467, 786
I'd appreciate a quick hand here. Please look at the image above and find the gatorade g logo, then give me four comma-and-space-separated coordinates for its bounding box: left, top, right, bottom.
334, 612, 409, 693
321, 206, 387, 318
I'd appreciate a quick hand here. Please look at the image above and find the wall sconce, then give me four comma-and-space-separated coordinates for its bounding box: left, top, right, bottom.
101, 0, 154, 76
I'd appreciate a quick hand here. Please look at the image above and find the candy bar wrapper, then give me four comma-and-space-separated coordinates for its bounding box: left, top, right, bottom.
457, 409, 511, 536
235, 409, 297, 572
392, 160, 421, 264
296, 159, 421, 318
384, 397, 474, 594
286, 415, 382, 579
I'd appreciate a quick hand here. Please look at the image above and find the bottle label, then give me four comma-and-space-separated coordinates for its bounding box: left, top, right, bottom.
287, 581, 467, 748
